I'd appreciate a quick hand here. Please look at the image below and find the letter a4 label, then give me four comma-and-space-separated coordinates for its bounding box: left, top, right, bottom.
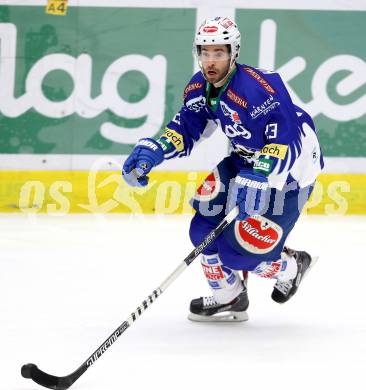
46, 0, 68, 16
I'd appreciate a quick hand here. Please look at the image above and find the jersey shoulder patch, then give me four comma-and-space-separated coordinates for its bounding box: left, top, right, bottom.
234, 64, 284, 121
183, 71, 206, 99
241, 65, 277, 95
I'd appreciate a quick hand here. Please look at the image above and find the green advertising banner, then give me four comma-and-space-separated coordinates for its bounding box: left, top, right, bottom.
0, 6, 195, 156
235, 10, 366, 157
0, 4, 365, 164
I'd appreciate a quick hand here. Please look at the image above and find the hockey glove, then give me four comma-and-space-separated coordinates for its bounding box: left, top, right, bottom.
122, 138, 164, 187
230, 171, 269, 220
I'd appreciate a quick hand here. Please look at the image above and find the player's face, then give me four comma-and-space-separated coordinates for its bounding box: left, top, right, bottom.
200, 45, 231, 84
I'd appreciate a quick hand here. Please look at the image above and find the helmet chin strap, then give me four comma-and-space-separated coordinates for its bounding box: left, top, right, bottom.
213, 61, 236, 87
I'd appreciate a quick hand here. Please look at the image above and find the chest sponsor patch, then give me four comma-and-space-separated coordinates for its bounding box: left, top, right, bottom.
234, 215, 283, 254
186, 95, 206, 112
249, 95, 280, 119
227, 89, 248, 109
220, 101, 241, 124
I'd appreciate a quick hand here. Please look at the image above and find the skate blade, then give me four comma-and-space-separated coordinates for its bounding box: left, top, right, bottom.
188, 311, 249, 323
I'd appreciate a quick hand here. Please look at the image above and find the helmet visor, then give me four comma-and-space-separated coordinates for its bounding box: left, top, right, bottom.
198, 46, 231, 62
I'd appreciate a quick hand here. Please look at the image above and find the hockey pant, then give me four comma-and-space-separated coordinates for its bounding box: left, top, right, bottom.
189, 154, 314, 303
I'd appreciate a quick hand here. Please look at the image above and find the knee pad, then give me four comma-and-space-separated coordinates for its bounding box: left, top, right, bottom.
201, 253, 243, 304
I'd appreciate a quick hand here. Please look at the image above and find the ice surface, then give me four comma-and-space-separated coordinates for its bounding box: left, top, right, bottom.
1, 213, 365, 390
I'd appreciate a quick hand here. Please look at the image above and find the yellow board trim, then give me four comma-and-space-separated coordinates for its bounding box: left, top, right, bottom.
0, 171, 365, 215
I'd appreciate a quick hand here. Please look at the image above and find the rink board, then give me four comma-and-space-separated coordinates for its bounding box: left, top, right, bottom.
0, 171, 364, 215
0, 4, 365, 172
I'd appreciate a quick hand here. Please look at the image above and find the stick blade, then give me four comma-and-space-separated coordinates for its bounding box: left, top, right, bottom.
21, 363, 71, 390
21, 363, 37, 379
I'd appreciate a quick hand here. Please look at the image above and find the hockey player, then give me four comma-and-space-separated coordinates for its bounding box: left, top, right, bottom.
122, 17, 324, 322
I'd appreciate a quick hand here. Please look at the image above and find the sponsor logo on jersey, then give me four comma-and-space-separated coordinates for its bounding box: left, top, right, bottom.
227, 89, 248, 109
243, 67, 276, 94
183, 82, 203, 98
210, 97, 217, 106
223, 124, 252, 139
249, 95, 280, 119
203, 25, 218, 33
253, 157, 274, 176
220, 101, 241, 124
164, 128, 184, 152
220, 101, 252, 139
194, 168, 221, 202
260, 143, 288, 160
234, 215, 283, 254
156, 137, 171, 152
186, 95, 206, 112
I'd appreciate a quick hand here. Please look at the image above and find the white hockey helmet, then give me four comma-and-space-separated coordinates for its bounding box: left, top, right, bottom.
193, 16, 241, 71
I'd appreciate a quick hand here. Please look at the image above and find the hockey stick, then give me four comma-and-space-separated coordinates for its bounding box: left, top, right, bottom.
21, 206, 239, 390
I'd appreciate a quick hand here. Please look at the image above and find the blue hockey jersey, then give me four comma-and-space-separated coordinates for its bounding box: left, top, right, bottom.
162, 64, 324, 190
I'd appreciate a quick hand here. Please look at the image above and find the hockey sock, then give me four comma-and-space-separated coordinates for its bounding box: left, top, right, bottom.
201, 253, 243, 304
251, 250, 297, 281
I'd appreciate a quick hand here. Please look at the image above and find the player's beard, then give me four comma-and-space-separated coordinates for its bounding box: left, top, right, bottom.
204, 62, 231, 85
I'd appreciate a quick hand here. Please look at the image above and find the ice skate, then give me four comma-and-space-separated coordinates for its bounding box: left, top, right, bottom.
188, 285, 249, 322
271, 247, 318, 304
